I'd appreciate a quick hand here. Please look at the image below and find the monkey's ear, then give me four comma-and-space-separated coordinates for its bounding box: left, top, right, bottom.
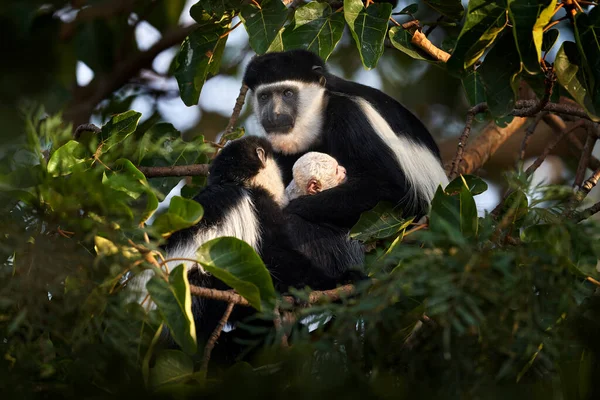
306, 179, 321, 195
256, 147, 267, 165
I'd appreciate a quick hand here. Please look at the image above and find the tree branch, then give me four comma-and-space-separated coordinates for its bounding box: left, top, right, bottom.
448, 103, 488, 179
201, 301, 235, 375
138, 164, 209, 178
411, 30, 451, 63
512, 100, 591, 120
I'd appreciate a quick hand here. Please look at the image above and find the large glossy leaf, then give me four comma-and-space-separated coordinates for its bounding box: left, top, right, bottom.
47, 140, 89, 177
196, 237, 276, 311
240, 0, 288, 55
555, 42, 600, 121
282, 2, 345, 61
151, 196, 204, 238
422, 0, 464, 20
429, 177, 479, 238
388, 26, 442, 63
574, 6, 600, 115
174, 12, 230, 106
148, 350, 195, 389
447, 0, 508, 74
461, 69, 486, 107
478, 33, 522, 117
507, 0, 555, 75
350, 202, 413, 242
445, 175, 488, 196
100, 110, 142, 153
147, 264, 197, 354
344, 0, 392, 69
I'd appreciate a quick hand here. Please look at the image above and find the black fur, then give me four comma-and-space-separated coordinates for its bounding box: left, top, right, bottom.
244, 50, 444, 228
165, 137, 357, 356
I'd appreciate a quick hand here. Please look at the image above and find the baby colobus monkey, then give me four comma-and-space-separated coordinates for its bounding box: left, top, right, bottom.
285, 152, 347, 200
283, 152, 365, 282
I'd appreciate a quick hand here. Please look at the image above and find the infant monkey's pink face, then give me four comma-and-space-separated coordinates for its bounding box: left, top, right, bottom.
335, 163, 347, 185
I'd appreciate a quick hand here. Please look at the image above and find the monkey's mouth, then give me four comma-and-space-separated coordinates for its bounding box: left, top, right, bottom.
263, 125, 294, 135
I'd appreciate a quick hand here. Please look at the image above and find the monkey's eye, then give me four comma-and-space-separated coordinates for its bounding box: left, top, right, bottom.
283, 89, 294, 98
259, 93, 268, 101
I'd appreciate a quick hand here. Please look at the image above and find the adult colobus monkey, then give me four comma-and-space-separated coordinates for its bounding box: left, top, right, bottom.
243, 50, 448, 228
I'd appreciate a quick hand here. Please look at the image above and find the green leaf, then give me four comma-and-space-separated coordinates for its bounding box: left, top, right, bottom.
147, 265, 197, 354
0, 165, 45, 190
461, 69, 486, 108
445, 175, 488, 195
174, 13, 230, 106
344, 0, 392, 69
151, 196, 204, 238
47, 140, 89, 177
498, 190, 528, 230
542, 28, 559, 53
222, 127, 245, 142
350, 201, 413, 242
192, 0, 244, 18
521, 224, 571, 256
429, 178, 479, 239
282, 2, 345, 61
574, 6, 600, 115
101, 110, 142, 153
422, 0, 464, 20
196, 237, 276, 310
149, 350, 195, 389
146, 0, 186, 31
395, 3, 418, 16
447, 0, 508, 74
507, 0, 555, 75
555, 42, 600, 121
240, 0, 288, 55
388, 26, 442, 63
478, 32, 522, 117
267, 28, 285, 52
113, 159, 159, 222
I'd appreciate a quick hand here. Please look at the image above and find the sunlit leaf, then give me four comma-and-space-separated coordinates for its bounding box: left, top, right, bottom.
192, 0, 244, 18
344, 0, 392, 69
282, 2, 345, 61
100, 110, 142, 153
196, 237, 276, 311
554, 42, 600, 121
350, 202, 413, 242
47, 140, 89, 177
151, 196, 204, 238
422, 0, 464, 20
507, 0, 555, 75
240, 0, 288, 55
147, 264, 197, 354
447, 0, 508, 74
174, 12, 230, 106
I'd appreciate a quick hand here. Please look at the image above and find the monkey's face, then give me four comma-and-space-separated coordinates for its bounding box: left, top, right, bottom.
255, 84, 297, 134
252, 81, 327, 155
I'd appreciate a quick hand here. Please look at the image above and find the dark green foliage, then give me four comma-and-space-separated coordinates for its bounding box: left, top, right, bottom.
3, 1, 600, 399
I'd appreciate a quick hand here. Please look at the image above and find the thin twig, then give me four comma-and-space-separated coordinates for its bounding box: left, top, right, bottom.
449, 103, 489, 180
200, 301, 235, 375
520, 113, 546, 161
543, 114, 600, 171
411, 30, 451, 62
525, 120, 586, 177
574, 200, 600, 222
273, 303, 289, 347
223, 84, 249, 138
512, 100, 591, 120
573, 124, 596, 189
138, 164, 209, 178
